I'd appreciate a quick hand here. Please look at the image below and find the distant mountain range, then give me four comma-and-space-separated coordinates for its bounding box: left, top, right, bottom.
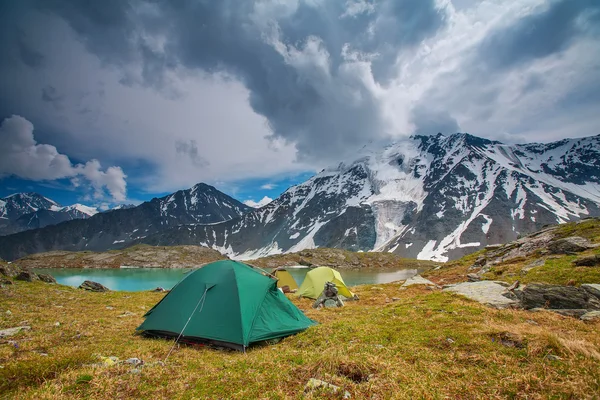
0, 133, 599, 261
0, 193, 98, 236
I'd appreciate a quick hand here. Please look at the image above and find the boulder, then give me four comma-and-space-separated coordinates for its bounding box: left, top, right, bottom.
572, 254, 600, 267
466, 273, 481, 282
15, 271, 39, 282
580, 310, 600, 322
581, 284, 600, 299
0, 263, 21, 278
401, 275, 437, 288
443, 281, 519, 309
79, 280, 110, 292
520, 283, 600, 310
547, 236, 594, 254
37, 273, 57, 283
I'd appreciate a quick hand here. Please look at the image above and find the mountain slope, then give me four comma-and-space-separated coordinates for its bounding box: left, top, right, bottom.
0, 183, 251, 260
136, 133, 600, 261
1, 133, 599, 261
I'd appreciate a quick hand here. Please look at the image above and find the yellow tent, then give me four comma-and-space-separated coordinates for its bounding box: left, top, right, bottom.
272, 268, 299, 292
297, 267, 354, 299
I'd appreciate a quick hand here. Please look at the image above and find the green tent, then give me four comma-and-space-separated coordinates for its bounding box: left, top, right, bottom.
137, 260, 316, 351
297, 266, 354, 299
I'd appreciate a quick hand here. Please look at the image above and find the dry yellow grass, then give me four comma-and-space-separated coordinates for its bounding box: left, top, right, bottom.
1, 280, 599, 399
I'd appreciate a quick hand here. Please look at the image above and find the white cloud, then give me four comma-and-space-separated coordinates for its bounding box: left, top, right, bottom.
260, 183, 275, 190
244, 196, 273, 208
0, 115, 127, 201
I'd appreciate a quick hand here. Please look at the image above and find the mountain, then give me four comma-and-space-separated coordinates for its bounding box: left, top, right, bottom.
0, 183, 251, 260
110, 204, 135, 211
132, 133, 600, 261
1, 133, 599, 262
0, 193, 98, 236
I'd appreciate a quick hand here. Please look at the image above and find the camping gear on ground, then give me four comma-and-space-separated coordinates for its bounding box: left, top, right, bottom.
297, 266, 354, 300
137, 260, 316, 351
272, 268, 299, 293
313, 281, 344, 309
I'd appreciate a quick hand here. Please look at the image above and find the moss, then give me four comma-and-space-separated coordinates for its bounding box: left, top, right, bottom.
1, 281, 599, 399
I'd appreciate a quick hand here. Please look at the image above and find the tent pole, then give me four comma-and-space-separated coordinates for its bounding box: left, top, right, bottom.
164, 287, 208, 363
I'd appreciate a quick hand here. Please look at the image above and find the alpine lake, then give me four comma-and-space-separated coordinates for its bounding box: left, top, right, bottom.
32, 265, 430, 292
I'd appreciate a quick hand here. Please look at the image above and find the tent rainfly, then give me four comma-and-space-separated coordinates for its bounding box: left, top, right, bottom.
137, 260, 316, 351
297, 266, 354, 299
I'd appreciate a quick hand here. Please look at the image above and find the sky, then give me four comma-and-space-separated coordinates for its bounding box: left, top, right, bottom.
0, 0, 599, 209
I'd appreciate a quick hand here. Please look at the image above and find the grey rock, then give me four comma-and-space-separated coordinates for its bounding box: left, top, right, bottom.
0, 326, 31, 338
304, 378, 351, 399
15, 271, 38, 282
545, 354, 561, 361
485, 244, 503, 250
581, 284, 600, 299
573, 254, 600, 267
521, 258, 545, 275
547, 309, 590, 318
547, 236, 595, 254
0, 263, 20, 277
79, 280, 110, 292
580, 310, 600, 321
443, 281, 519, 309
401, 275, 437, 288
0, 277, 12, 285
520, 283, 600, 310
467, 273, 481, 282
37, 273, 57, 283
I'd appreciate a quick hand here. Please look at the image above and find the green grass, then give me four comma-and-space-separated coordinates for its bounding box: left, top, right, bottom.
1, 280, 599, 399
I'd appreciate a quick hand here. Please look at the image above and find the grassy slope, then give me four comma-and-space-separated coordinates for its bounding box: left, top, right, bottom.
1, 280, 599, 399
14, 244, 226, 269
250, 248, 438, 270
423, 219, 600, 286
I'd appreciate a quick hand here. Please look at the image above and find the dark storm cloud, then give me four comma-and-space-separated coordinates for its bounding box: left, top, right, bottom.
33, 0, 448, 162
410, 105, 460, 136
17, 32, 45, 69
175, 139, 209, 168
41, 85, 64, 109
478, 0, 600, 71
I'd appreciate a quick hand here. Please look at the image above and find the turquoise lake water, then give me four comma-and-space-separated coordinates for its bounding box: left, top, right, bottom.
33, 266, 429, 292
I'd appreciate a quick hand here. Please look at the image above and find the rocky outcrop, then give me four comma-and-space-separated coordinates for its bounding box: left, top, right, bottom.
15, 271, 39, 282
0, 263, 21, 278
443, 281, 518, 309
573, 254, 600, 267
401, 275, 438, 288
580, 310, 600, 321
518, 283, 600, 310
79, 280, 110, 292
37, 273, 57, 283
581, 284, 600, 298
547, 236, 596, 254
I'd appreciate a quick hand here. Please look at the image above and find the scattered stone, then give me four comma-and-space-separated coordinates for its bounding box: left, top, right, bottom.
401, 275, 438, 288
125, 358, 143, 366
521, 258, 545, 274
130, 368, 142, 374
581, 284, 600, 299
580, 310, 600, 322
493, 332, 526, 349
391, 297, 400, 302
520, 283, 600, 310
5, 310, 11, 316
54, 322, 60, 327
37, 274, 57, 283
466, 273, 481, 282
304, 378, 350, 399
485, 244, 503, 250
545, 354, 561, 361
15, 271, 39, 282
547, 236, 595, 254
118, 311, 135, 318
0, 326, 31, 338
446, 338, 455, 344
432, 265, 442, 270
106, 306, 114, 310
79, 280, 110, 292
152, 287, 166, 292
443, 281, 519, 309
0, 278, 13, 285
